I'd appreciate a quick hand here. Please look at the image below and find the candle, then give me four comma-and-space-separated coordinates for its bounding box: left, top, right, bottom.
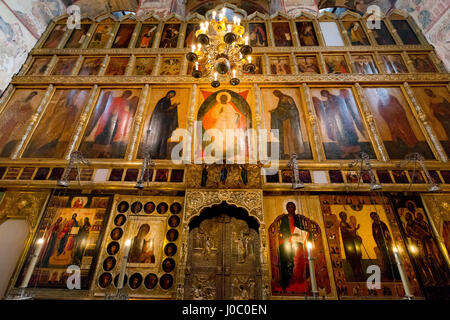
195, 61, 199, 71
245, 36, 249, 45
306, 241, 318, 299
20, 238, 45, 288
227, 24, 232, 33
232, 69, 236, 78
222, 7, 226, 15
393, 246, 414, 299
117, 239, 131, 290
214, 72, 218, 81
212, 11, 216, 20
248, 56, 252, 64
237, 18, 241, 25
191, 45, 195, 53
233, 16, 237, 25
205, 21, 209, 30
197, 44, 201, 52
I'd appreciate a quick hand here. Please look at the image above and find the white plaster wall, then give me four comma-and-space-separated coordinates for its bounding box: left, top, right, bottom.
0, 219, 29, 299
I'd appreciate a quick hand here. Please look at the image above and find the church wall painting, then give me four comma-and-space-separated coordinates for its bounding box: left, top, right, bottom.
88, 24, 114, 49
112, 24, 136, 49
260, 87, 313, 160
65, 23, 91, 49
93, 196, 183, 297
342, 21, 370, 46
134, 57, 156, 76
51, 57, 78, 76
363, 87, 435, 160
323, 55, 350, 74
79, 88, 141, 159
265, 196, 333, 298
296, 55, 320, 74
411, 86, 450, 158
272, 22, 293, 47
371, 20, 396, 45
137, 87, 190, 159
320, 194, 422, 299
78, 57, 104, 76
296, 21, 319, 47
310, 87, 376, 160
105, 57, 130, 76
15, 193, 112, 290
391, 196, 450, 298
160, 23, 180, 48
194, 88, 255, 163
421, 194, 450, 262
42, 24, 67, 48
0, 89, 45, 157
22, 88, 91, 159
269, 56, 292, 75
27, 56, 52, 75
136, 24, 158, 48
380, 54, 408, 74
409, 54, 438, 73
184, 23, 200, 48
249, 23, 268, 47
159, 57, 182, 76
351, 54, 379, 74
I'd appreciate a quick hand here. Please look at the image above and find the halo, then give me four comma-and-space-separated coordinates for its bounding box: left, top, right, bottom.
216, 91, 231, 103
405, 200, 416, 211
282, 199, 300, 214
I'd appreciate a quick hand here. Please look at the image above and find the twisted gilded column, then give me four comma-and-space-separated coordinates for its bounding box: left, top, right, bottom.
11, 85, 54, 159
186, 84, 198, 163
355, 83, 388, 161
403, 82, 448, 162
126, 84, 150, 160
302, 83, 324, 162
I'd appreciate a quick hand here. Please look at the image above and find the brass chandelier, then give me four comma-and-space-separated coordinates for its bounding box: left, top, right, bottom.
186, 7, 255, 87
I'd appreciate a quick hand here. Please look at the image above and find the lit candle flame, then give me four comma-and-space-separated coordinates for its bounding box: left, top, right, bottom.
245, 36, 249, 45
248, 56, 252, 63
125, 239, 131, 247
232, 69, 236, 78
214, 72, 218, 81
212, 11, 216, 19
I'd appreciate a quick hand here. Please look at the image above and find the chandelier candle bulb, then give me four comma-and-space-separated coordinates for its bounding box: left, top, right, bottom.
20, 238, 45, 288
306, 241, 318, 299
117, 239, 131, 290
393, 246, 414, 299
245, 36, 249, 45
214, 72, 218, 81
212, 11, 216, 19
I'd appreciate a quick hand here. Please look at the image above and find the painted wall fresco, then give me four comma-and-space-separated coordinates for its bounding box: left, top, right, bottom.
265, 196, 333, 298
15, 193, 112, 289
320, 194, 422, 299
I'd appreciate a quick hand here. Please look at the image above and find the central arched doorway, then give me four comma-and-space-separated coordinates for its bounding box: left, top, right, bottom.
184, 202, 262, 299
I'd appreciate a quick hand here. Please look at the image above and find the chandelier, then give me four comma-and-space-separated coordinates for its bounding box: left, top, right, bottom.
186, 7, 255, 87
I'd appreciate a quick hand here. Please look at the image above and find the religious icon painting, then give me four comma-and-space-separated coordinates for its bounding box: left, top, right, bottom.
51, 57, 78, 75
78, 57, 104, 76
411, 86, 450, 157
65, 24, 91, 48
0, 89, 45, 157
129, 273, 143, 289
133, 57, 156, 75
371, 20, 395, 45
363, 87, 435, 159
320, 194, 422, 299
42, 24, 67, 48
162, 258, 175, 272
194, 89, 254, 163
131, 201, 143, 214
243, 55, 263, 75
159, 57, 182, 75
409, 54, 438, 73
391, 196, 450, 299
112, 24, 136, 48
136, 24, 158, 48
249, 23, 268, 47
144, 202, 156, 214
22, 88, 91, 158
170, 202, 182, 215
261, 87, 313, 160
137, 88, 189, 159
391, 20, 420, 45
351, 55, 379, 74
88, 24, 114, 48
342, 21, 370, 46
27, 57, 52, 75
296, 56, 320, 74
104, 57, 129, 76
144, 273, 158, 289
184, 23, 200, 48
157, 202, 169, 214
107, 242, 120, 255
166, 229, 179, 241
269, 56, 292, 75
272, 22, 293, 47
264, 196, 332, 297
114, 214, 127, 227
323, 55, 350, 74
381, 54, 408, 74
15, 193, 112, 290
160, 274, 173, 290
310, 87, 376, 160
0, 191, 49, 227
79, 88, 141, 159
159, 24, 180, 48
296, 21, 319, 46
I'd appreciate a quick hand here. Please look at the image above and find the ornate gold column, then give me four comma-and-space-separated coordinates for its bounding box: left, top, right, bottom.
152, 22, 164, 49
152, 54, 162, 76
106, 23, 120, 48
302, 83, 324, 162
81, 23, 97, 49
355, 83, 389, 161
128, 23, 141, 48
98, 55, 109, 76
11, 85, 54, 159
253, 83, 264, 163
65, 85, 99, 159
186, 84, 198, 163
44, 55, 58, 76
126, 84, 150, 160
71, 55, 84, 76
403, 82, 448, 162
125, 54, 136, 76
